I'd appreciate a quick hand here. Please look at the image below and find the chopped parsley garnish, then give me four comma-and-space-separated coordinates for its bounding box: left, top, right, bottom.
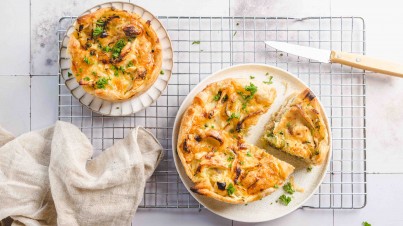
119, 66, 125, 74
245, 83, 258, 95
242, 102, 247, 110
263, 75, 273, 85
227, 183, 236, 196
278, 195, 291, 206
265, 72, 269, 76
160, 70, 165, 75
96, 19, 105, 27
95, 77, 110, 89
283, 182, 295, 194
79, 68, 83, 73
228, 163, 232, 168
246, 151, 252, 157
67, 72, 72, 77
233, 31, 237, 37
250, 75, 255, 79
213, 91, 222, 101
192, 41, 201, 45
227, 155, 234, 162
211, 125, 214, 129
102, 45, 111, 52
83, 56, 91, 64
84, 76, 90, 81
127, 61, 134, 67
93, 26, 103, 37
279, 131, 284, 135
274, 184, 279, 188
110, 65, 119, 76
307, 166, 313, 172
362, 222, 371, 226
92, 71, 97, 76
111, 39, 127, 59
227, 112, 240, 122
204, 124, 208, 128
286, 122, 291, 127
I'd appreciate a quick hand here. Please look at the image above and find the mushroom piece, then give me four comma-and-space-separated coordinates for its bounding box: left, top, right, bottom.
123, 24, 142, 37
235, 110, 263, 132
205, 130, 223, 145
136, 67, 147, 79
217, 182, 226, 190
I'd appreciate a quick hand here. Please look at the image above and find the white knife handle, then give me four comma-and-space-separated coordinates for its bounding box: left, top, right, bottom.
330, 51, 403, 78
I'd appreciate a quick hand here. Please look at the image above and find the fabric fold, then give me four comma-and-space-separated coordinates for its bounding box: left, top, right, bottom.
0, 121, 163, 226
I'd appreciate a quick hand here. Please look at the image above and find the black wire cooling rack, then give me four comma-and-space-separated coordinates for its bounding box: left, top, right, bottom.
58, 16, 367, 209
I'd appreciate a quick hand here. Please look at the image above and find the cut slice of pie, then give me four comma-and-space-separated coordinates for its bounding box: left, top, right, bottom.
263, 89, 330, 165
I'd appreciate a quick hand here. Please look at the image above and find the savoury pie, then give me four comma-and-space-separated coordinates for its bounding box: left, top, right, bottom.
68, 7, 162, 101
263, 89, 329, 165
177, 78, 294, 204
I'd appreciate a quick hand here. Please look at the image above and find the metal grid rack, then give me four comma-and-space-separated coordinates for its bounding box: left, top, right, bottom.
58, 16, 367, 209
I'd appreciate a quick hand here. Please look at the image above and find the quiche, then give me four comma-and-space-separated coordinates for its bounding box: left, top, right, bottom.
68, 7, 162, 101
177, 78, 294, 204
263, 89, 329, 165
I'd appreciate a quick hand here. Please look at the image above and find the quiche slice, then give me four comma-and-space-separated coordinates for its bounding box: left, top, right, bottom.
177, 78, 294, 204
68, 7, 162, 101
263, 89, 330, 165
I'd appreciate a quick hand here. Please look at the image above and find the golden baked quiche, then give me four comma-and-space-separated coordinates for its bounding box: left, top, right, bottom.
263, 89, 329, 165
177, 79, 294, 204
68, 7, 162, 101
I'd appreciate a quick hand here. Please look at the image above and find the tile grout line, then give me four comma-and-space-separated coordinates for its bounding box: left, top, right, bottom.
29, 0, 32, 131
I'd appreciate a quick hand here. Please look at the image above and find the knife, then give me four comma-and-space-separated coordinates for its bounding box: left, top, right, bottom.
265, 41, 403, 78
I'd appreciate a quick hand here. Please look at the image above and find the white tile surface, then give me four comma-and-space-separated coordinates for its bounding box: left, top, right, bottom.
231, 0, 330, 17
132, 208, 232, 226
233, 208, 333, 226
334, 174, 403, 226
0, 0, 30, 75
31, 76, 58, 130
332, 0, 403, 173
130, 0, 230, 16
0, 76, 30, 135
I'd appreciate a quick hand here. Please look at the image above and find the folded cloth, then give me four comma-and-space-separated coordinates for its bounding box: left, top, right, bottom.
0, 121, 164, 226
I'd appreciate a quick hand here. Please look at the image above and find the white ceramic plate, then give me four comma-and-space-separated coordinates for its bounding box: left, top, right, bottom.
59, 2, 173, 116
172, 64, 332, 222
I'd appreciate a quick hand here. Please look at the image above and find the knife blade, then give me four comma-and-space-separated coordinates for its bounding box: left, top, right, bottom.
264, 41, 403, 78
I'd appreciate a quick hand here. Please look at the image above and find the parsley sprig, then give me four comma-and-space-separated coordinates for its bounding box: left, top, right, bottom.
95, 77, 110, 89
227, 112, 240, 122
283, 182, 295, 194
111, 39, 127, 59
227, 183, 236, 196
278, 194, 291, 206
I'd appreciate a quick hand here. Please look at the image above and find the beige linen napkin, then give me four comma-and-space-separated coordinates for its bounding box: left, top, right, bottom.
0, 121, 163, 226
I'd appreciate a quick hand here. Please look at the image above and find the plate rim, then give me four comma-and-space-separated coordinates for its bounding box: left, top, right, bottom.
59, 1, 174, 116
171, 63, 332, 222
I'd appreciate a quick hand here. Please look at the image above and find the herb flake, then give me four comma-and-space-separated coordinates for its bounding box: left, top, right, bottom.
95, 77, 110, 89
227, 183, 236, 196
263, 76, 274, 85
283, 182, 295, 194
227, 112, 240, 122
278, 194, 292, 206
192, 41, 201, 45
